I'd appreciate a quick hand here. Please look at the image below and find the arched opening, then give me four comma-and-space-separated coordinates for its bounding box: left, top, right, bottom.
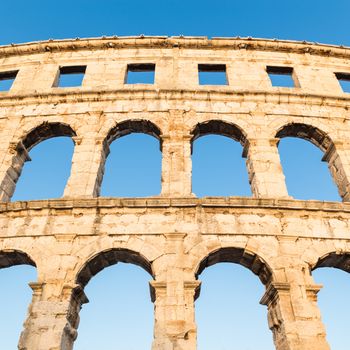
74, 248, 154, 349
191, 120, 251, 197
101, 120, 162, 197
2, 122, 76, 201
312, 252, 350, 349
276, 123, 341, 201
195, 247, 273, 350
0, 250, 37, 349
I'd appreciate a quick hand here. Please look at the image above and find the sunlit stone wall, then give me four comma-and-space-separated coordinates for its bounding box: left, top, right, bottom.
1, 36, 350, 349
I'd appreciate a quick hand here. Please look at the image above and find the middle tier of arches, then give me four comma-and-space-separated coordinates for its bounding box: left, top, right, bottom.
0, 111, 349, 202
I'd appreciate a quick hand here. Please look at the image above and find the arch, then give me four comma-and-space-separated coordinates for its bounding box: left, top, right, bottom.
100, 119, 162, 197
194, 246, 274, 350
276, 122, 345, 200
276, 122, 332, 152
0, 249, 36, 268
312, 251, 350, 273
311, 251, 350, 349
20, 122, 76, 151
76, 248, 153, 287
190, 120, 250, 196
74, 248, 153, 349
191, 120, 247, 146
105, 119, 162, 147
195, 247, 273, 286
0, 122, 77, 202
0, 249, 37, 349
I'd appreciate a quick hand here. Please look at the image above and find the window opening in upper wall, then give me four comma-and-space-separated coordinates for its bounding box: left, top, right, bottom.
335, 73, 350, 93
198, 64, 227, 85
125, 63, 155, 84
54, 66, 86, 88
0, 71, 18, 92
267, 66, 297, 88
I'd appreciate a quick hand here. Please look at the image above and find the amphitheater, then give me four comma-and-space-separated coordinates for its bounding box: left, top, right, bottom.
1, 35, 350, 350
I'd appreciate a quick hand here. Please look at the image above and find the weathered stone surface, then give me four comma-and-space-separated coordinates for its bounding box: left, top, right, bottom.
1, 36, 350, 349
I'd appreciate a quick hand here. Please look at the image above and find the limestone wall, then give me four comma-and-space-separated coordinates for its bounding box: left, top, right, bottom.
1, 36, 350, 349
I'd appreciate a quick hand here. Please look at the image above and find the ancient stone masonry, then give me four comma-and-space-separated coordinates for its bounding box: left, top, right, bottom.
1, 36, 350, 349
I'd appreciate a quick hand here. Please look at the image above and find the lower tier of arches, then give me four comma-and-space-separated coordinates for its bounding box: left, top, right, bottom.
2, 247, 347, 350
0, 198, 349, 349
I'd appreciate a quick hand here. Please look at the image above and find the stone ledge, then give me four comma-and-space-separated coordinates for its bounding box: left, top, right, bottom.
1, 36, 350, 60
1, 196, 350, 213
0, 88, 349, 110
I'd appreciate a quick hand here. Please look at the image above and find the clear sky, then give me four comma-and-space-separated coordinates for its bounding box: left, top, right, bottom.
1, 0, 350, 349
1, 0, 350, 47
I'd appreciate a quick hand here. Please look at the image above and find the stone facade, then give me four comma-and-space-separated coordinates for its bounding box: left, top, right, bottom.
1, 36, 350, 349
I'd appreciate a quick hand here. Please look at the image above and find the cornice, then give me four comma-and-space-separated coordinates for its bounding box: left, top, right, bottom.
1, 88, 350, 111
0, 36, 350, 60
1, 196, 350, 214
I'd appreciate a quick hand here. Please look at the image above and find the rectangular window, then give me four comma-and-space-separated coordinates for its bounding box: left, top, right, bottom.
55, 66, 86, 88
125, 63, 155, 84
267, 66, 296, 88
335, 73, 350, 93
0, 70, 18, 92
198, 64, 227, 85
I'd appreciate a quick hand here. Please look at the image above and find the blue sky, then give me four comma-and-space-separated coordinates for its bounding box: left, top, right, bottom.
1, 0, 350, 349
1, 0, 350, 46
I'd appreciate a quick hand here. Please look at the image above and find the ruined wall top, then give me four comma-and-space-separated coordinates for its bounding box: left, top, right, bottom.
1, 36, 350, 58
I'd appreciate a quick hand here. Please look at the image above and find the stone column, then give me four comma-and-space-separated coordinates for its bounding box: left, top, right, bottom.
150, 280, 200, 350
260, 280, 329, 350
322, 141, 350, 201
18, 282, 88, 350
161, 134, 192, 197
0, 141, 31, 201
151, 233, 199, 350
245, 138, 289, 198
63, 136, 107, 198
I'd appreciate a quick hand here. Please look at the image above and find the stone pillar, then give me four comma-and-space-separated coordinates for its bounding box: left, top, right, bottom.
260, 280, 329, 350
245, 138, 289, 198
18, 282, 88, 350
151, 233, 199, 350
161, 131, 192, 197
0, 141, 31, 201
63, 136, 107, 198
150, 280, 200, 350
322, 141, 350, 201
